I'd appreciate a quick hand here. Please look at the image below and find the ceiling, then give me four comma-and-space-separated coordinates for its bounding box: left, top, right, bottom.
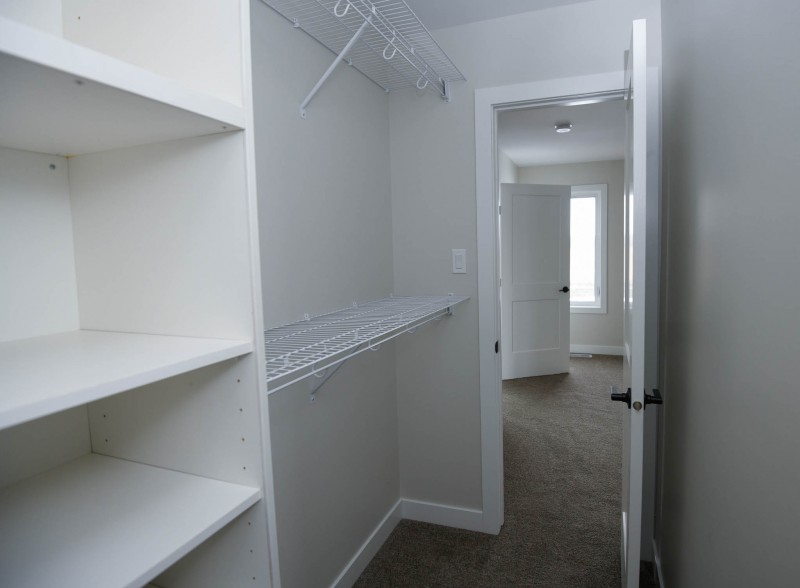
404, 0, 594, 30
497, 99, 626, 167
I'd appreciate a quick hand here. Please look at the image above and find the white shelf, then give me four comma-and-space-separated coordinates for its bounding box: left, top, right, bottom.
262, 0, 465, 98
265, 295, 468, 393
0, 453, 261, 588
0, 16, 245, 156
0, 330, 253, 430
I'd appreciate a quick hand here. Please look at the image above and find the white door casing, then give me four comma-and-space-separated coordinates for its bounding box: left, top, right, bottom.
500, 183, 570, 379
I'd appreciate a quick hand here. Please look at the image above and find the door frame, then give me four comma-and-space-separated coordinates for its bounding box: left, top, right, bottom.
474, 72, 628, 534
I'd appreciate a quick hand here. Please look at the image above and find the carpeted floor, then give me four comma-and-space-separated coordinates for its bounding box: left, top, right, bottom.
355, 355, 657, 587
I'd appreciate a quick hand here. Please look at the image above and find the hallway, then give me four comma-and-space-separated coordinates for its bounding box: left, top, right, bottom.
356, 356, 633, 587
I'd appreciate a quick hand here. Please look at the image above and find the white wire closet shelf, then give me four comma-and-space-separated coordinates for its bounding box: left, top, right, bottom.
260, 0, 465, 112
265, 295, 468, 394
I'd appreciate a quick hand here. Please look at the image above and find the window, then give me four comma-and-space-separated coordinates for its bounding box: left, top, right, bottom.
570, 184, 607, 313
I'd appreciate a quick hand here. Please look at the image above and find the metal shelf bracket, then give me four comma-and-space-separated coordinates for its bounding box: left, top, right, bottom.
300, 16, 371, 118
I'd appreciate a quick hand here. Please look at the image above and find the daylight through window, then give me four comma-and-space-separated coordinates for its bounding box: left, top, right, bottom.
570, 184, 607, 313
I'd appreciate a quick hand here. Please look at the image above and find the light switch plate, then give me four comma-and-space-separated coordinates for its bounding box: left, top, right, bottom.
452, 249, 466, 273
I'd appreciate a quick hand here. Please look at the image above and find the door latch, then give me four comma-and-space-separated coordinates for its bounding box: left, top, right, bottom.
611, 387, 663, 411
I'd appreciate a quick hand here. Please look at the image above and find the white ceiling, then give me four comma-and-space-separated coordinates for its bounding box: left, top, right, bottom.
404, 0, 594, 30
497, 99, 626, 167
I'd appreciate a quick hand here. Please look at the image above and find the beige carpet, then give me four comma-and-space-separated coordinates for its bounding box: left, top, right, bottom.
354, 355, 657, 587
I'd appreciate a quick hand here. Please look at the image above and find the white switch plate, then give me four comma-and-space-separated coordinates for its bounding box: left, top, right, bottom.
452, 249, 466, 273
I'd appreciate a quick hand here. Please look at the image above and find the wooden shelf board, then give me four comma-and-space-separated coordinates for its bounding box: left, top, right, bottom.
0, 330, 253, 430
0, 454, 261, 588
0, 16, 245, 156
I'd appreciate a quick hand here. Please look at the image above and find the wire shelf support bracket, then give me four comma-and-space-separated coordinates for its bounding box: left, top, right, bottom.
264, 295, 469, 401
260, 0, 466, 117
299, 15, 371, 118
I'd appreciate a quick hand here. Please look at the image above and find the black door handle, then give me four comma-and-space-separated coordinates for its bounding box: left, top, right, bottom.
559, 286, 570, 293
610, 387, 631, 408
644, 389, 663, 408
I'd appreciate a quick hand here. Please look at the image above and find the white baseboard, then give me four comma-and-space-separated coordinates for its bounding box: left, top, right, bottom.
401, 499, 484, 532
570, 344, 624, 356
653, 538, 665, 588
330, 499, 485, 588
330, 500, 402, 588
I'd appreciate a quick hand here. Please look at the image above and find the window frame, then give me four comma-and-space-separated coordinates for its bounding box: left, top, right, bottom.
569, 183, 608, 314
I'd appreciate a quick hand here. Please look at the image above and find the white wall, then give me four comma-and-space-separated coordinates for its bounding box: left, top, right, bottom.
498, 150, 519, 184
391, 0, 660, 511
518, 160, 624, 351
250, 3, 397, 587
659, 1, 800, 586
62, 0, 244, 105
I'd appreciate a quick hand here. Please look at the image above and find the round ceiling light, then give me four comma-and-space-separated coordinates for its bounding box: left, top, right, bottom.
555, 122, 573, 133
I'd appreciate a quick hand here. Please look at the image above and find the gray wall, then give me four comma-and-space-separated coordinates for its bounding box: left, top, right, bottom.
519, 160, 624, 351
250, 3, 397, 587
391, 0, 660, 510
498, 150, 519, 184
659, 1, 800, 585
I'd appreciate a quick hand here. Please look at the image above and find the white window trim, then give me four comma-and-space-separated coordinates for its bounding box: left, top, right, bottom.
570, 183, 608, 314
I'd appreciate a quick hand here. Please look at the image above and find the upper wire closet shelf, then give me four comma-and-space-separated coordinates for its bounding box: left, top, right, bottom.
261, 0, 465, 113
264, 295, 468, 395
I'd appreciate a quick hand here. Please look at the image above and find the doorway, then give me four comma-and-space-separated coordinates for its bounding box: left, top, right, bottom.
497, 97, 626, 382
474, 72, 627, 534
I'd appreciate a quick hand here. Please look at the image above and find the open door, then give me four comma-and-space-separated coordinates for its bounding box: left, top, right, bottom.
500, 183, 571, 379
616, 19, 660, 588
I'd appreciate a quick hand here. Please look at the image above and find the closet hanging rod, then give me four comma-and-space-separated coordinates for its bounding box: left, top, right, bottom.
261, 0, 465, 115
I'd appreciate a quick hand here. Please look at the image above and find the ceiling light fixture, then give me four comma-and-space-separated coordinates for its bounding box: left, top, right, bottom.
555, 122, 573, 133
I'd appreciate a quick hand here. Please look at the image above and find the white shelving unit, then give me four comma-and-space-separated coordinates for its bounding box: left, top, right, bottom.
0, 3, 276, 587
265, 295, 468, 394
0, 454, 261, 588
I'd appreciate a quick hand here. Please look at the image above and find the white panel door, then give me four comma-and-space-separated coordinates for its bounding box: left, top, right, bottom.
619, 19, 658, 588
500, 183, 570, 379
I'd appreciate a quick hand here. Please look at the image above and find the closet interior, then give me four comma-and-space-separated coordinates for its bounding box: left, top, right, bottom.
0, 1, 466, 587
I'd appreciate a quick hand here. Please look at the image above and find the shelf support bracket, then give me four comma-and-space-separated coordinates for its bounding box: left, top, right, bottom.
308, 343, 367, 403
300, 16, 371, 119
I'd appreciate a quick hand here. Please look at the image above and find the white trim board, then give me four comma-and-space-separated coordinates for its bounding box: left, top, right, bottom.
653, 539, 666, 588
330, 499, 484, 588
475, 72, 626, 535
401, 499, 484, 533
330, 500, 402, 588
570, 344, 624, 356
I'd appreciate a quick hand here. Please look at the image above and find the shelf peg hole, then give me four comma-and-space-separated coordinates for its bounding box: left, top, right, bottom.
333, 0, 350, 17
